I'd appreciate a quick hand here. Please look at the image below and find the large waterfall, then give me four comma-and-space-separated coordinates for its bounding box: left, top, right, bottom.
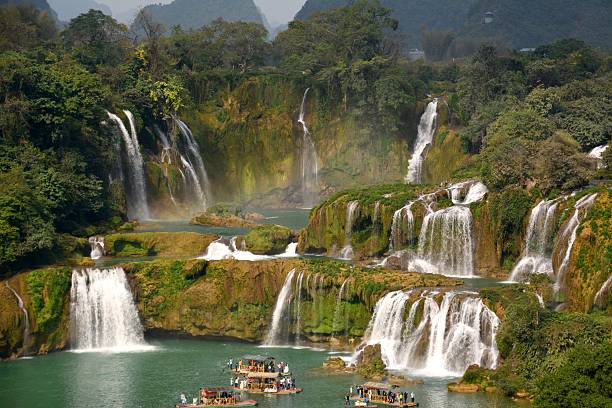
554, 193, 598, 294
176, 119, 211, 209
406, 100, 438, 184
509, 199, 560, 282
355, 290, 499, 376
340, 201, 359, 259
264, 268, 297, 346
298, 88, 320, 207
107, 111, 150, 220
414, 206, 475, 277
70, 268, 152, 352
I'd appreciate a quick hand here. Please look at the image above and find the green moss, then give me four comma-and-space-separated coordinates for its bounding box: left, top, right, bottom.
26, 267, 71, 333
105, 232, 216, 257
245, 224, 293, 255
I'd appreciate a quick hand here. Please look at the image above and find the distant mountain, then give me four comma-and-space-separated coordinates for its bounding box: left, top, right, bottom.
48, 0, 111, 21
0, 0, 53, 12
141, 0, 265, 31
295, 0, 612, 50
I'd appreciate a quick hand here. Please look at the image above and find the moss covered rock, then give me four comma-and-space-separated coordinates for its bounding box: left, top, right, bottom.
105, 232, 217, 257
245, 224, 294, 255
190, 212, 257, 228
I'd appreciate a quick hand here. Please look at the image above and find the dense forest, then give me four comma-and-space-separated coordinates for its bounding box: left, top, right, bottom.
0, 1, 610, 406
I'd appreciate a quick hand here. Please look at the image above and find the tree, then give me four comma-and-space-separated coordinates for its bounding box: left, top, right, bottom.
421, 28, 454, 61
0, 5, 56, 52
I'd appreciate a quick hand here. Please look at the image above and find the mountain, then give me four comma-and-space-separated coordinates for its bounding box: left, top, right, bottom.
47, 0, 111, 21
141, 0, 265, 31
295, 0, 612, 50
0, 0, 53, 12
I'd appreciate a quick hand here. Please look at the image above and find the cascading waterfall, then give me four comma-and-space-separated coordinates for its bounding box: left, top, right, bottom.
340, 201, 359, 259
555, 193, 598, 294
298, 88, 320, 207
5, 282, 30, 356
70, 268, 151, 352
154, 125, 179, 208
177, 119, 212, 209
413, 206, 475, 277
509, 199, 560, 282
264, 269, 297, 346
588, 144, 608, 169
449, 181, 488, 205
88, 237, 105, 260
293, 271, 306, 344
389, 202, 415, 252
593, 276, 612, 308
355, 290, 499, 376
332, 278, 350, 335
199, 238, 271, 261
406, 99, 438, 184
107, 111, 150, 220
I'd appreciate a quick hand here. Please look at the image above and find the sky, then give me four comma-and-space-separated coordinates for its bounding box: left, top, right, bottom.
96, 0, 307, 25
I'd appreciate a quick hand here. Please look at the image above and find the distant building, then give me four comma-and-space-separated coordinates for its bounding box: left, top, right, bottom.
484, 11, 494, 24
408, 49, 425, 61
519, 48, 536, 53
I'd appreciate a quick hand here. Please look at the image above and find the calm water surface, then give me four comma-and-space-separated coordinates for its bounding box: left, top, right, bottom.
0, 339, 518, 408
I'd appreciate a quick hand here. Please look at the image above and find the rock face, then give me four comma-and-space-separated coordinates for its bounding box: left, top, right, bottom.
355, 344, 386, 380
245, 225, 294, 255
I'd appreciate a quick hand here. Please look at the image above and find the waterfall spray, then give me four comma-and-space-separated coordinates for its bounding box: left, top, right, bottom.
298, 88, 320, 207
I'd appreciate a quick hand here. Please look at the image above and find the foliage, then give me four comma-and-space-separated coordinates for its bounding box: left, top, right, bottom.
26, 267, 72, 332
244, 225, 293, 255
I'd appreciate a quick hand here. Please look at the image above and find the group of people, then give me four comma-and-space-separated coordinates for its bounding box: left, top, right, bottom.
349, 385, 415, 406
278, 376, 296, 390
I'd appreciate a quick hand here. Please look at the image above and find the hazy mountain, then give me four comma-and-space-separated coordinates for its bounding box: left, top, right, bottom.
141, 0, 265, 31
48, 0, 111, 21
295, 0, 612, 50
0, 0, 54, 12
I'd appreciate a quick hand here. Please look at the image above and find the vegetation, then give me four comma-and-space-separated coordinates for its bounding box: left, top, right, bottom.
244, 225, 293, 255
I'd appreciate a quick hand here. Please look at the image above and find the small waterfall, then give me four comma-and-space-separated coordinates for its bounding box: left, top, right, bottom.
355, 290, 499, 376
70, 268, 150, 352
588, 144, 608, 169
414, 206, 474, 277
389, 202, 415, 252
555, 193, 598, 294
449, 181, 488, 205
340, 201, 359, 259
535, 293, 545, 308
5, 282, 30, 356
199, 238, 272, 261
177, 119, 211, 209
406, 99, 438, 184
107, 111, 150, 220
88, 237, 105, 260
509, 199, 560, 282
293, 271, 306, 344
593, 276, 612, 308
332, 278, 350, 335
264, 269, 297, 346
298, 88, 320, 207
277, 242, 299, 258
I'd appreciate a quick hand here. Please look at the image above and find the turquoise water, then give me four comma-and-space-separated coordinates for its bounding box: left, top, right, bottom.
0, 339, 518, 408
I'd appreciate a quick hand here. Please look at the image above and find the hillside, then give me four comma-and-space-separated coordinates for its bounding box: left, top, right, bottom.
141, 0, 265, 31
296, 0, 612, 50
0, 0, 53, 12
47, 0, 111, 21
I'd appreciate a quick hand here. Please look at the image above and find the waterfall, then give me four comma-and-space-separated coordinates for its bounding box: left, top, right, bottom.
535, 293, 545, 308
298, 88, 320, 207
293, 271, 306, 344
509, 199, 560, 282
198, 238, 272, 261
413, 206, 475, 277
594, 276, 612, 308
5, 282, 30, 356
449, 181, 488, 205
70, 268, 151, 352
264, 269, 297, 346
355, 290, 499, 376
340, 201, 359, 259
332, 278, 350, 335
176, 119, 211, 209
555, 193, 598, 294
389, 202, 415, 252
107, 111, 149, 220
88, 237, 105, 260
406, 99, 438, 184
588, 144, 608, 169
277, 242, 299, 258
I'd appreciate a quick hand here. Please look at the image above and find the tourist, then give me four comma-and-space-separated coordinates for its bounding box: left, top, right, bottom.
411, 391, 415, 403
345, 393, 350, 405
180, 393, 187, 404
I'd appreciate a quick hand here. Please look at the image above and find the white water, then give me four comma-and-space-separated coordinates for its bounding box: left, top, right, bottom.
593, 275, 612, 308
340, 201, 359, 259
264, 269, 297, 345
555, 193, 598, 294
355, 290, 499, 376
107, 111, 150, 220
406, 100, 438, 184
5, 282, 30, 355
293, 270, 306, 344
88, 237, 105, 260
198, 238, 272, 261
332, 278, 350, 336
70, 268, 153, 352
509, 199, 560, 282
449, 181, 489, 205
277, 242, 299, 258
588, 144, 608, 169
177, 119, 211, 209
535, 293, 545, 308
298, 88, 320, 207
389, 202, 415, 252
413, 206, 474, 277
